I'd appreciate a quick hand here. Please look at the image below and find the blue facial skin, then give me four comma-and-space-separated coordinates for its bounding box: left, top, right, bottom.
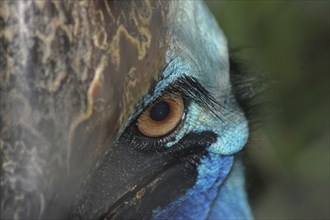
129, 1, 252, 219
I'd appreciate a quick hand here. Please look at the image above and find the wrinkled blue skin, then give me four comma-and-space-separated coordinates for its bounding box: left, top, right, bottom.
128, 1, 253, 219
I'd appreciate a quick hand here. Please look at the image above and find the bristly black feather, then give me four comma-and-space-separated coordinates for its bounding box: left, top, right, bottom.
229, 49, 274, 208
229, 50, 269, 129
168, 76, 229, 122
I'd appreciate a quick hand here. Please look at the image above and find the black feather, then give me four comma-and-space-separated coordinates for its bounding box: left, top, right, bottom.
229, 49, 269, 129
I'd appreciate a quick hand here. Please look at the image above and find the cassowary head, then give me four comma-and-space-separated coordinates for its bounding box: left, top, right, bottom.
1, 1, 253, 219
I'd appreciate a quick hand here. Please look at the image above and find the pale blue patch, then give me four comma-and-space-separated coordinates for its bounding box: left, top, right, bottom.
208, 119, 249, 155
166, 101, 248, 155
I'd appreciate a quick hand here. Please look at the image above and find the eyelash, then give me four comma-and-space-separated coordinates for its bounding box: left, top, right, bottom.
118, 75, 226, 153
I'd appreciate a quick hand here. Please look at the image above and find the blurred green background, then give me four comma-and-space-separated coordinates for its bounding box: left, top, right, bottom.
205, 1, 329, 219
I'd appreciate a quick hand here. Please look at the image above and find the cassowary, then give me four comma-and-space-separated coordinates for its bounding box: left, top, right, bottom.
0, 0, 253, 219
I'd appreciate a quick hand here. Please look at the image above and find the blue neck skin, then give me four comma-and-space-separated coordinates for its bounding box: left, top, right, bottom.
152, 154, 234, 219
152, 156, 253, 220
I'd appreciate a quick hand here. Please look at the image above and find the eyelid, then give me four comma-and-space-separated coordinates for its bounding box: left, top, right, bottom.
130, 76, 215, 124
119, 73, 226, 153
120, 75, 222, 143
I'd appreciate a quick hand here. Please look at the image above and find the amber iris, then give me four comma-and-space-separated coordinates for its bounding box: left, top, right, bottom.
137, 93, 184, 137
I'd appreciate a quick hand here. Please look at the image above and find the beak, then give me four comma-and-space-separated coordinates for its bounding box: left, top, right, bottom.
70, 132, 215, 220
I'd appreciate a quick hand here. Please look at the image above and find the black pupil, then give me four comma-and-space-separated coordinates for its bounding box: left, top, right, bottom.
149, 101, 170, 121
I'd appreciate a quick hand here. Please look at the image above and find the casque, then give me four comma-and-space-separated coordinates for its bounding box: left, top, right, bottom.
0, 1, 253, 219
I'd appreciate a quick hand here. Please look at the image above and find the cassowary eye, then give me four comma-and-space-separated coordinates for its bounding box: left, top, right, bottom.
137, 93, 184, 138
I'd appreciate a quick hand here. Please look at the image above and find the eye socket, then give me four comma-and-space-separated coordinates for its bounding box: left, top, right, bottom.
136, 93, 184, 138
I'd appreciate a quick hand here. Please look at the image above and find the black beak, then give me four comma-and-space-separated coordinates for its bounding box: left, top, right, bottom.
71, 132, 216, 220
